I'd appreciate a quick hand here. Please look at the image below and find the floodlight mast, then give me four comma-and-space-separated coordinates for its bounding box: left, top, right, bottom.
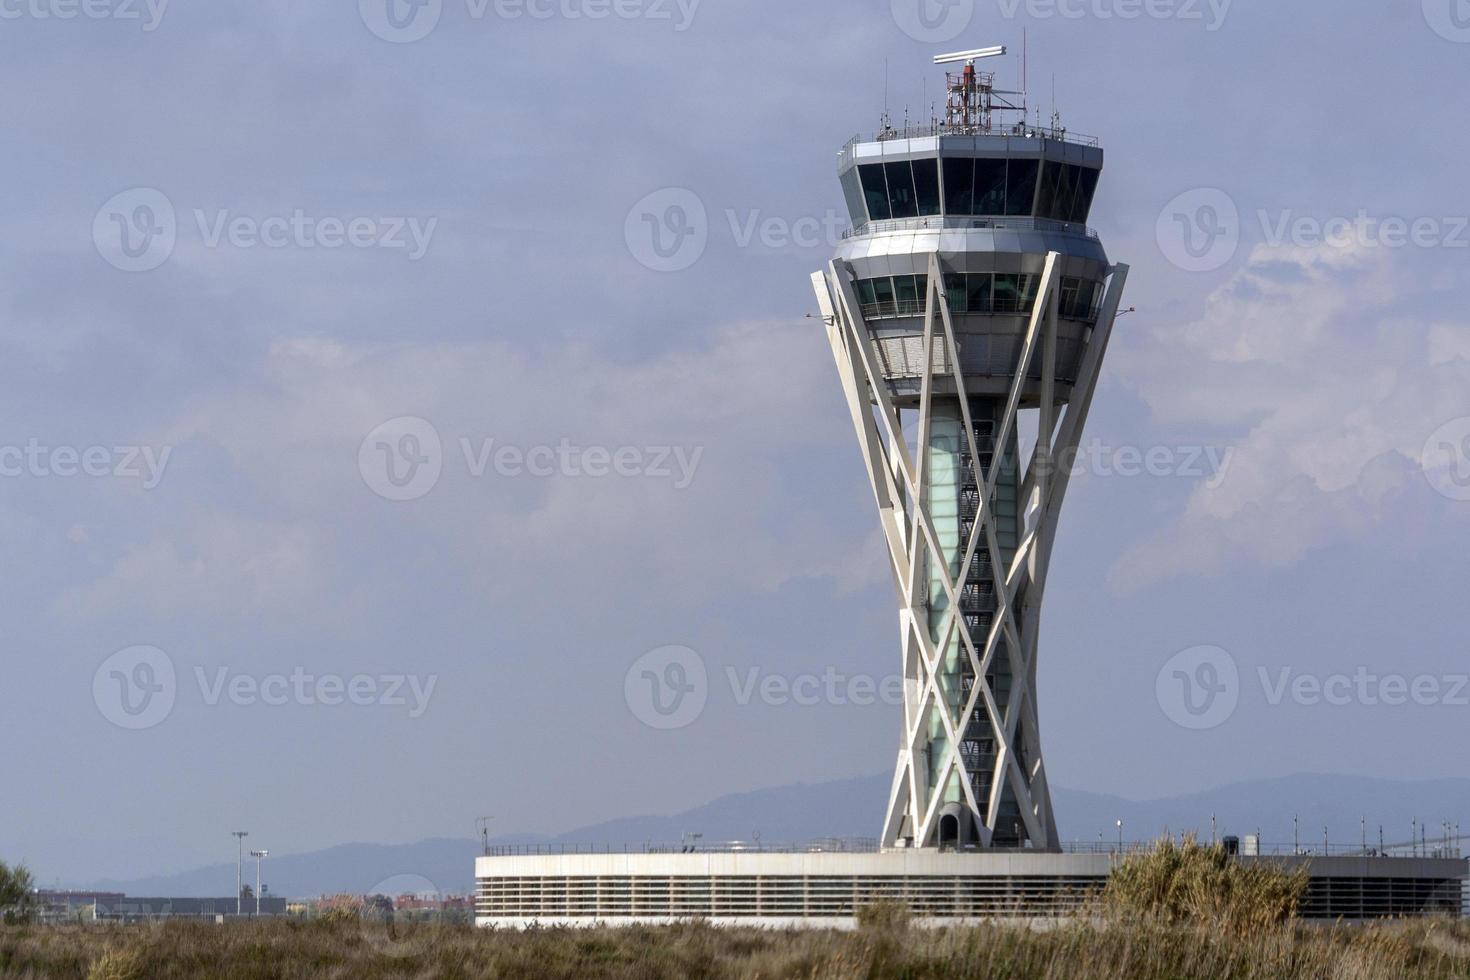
933, 44, 1026, 135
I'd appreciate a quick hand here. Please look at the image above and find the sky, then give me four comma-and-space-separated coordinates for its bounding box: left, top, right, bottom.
2, 0, 1469, 886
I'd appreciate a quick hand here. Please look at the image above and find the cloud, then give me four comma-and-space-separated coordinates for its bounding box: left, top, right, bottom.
1109, 243, 1470, 591
56, 320, 884, 624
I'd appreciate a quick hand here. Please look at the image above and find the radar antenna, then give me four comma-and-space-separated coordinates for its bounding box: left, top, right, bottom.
933, 45, 1027, 135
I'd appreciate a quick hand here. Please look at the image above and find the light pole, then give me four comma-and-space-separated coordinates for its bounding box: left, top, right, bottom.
250, 850, 268, 917
1116, 820, 1123, 853
232, 832, 249, 917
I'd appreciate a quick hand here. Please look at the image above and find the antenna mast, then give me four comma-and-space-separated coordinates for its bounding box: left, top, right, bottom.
934, 46, 1026, 136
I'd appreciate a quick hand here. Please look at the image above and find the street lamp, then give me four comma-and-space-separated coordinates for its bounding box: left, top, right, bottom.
231, 832, 249, 917
250, 850, 269, 917
1116, 820, 1123, 852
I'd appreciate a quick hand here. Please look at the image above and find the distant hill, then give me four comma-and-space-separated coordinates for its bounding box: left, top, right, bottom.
81, 773, 1470, 898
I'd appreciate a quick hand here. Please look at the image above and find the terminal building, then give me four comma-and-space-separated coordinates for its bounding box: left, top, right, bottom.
475, 48, 1469, 927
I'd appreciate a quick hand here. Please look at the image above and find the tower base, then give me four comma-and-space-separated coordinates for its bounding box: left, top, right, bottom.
474, 849, 1465, 928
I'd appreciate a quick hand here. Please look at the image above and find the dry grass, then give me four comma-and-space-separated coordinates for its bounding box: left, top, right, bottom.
0, 915, 1466, 980
1105, 835, 1310, 935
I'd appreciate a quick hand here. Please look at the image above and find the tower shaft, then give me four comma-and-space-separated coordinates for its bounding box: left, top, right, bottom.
813, 252, 1128, 851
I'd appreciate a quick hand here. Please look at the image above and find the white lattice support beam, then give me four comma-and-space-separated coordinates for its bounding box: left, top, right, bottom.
928, 253, 1059, 847
813, 250, 1116, 854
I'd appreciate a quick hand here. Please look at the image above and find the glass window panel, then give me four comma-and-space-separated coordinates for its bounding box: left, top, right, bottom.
893, 274, 919, 308
1020, 275, 1040, 311
912, 159, 941, 217
914, 274, 929, 308
857, 279, 879, 306
885, 161, 918, 218
942, 157, 974, 215
872, 277, 896, 304
1059, 166, 1082, 222
973, 159, 1008, 215
1005, 159, 1040, 216
967, 273, 992, 313
993, 274, 1021, 313
944, 274, 968, 313
840, 169, 868, 226
1033, 162, 1060, 220
1059, 277, 1081, 318
859, 164, 891, 222
1071, 167, 1101, 224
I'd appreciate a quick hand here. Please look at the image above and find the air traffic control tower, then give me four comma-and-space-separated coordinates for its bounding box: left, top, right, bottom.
474, 52, 1467, 925
810, 45, 1128, 853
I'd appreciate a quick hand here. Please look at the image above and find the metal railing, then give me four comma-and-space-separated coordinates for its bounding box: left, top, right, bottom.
1060, 840, 1467, 859
842, 123, 1101, 150
842, 215, 1098, 241
485, 839, 1465, 861
486, 838, 882, 858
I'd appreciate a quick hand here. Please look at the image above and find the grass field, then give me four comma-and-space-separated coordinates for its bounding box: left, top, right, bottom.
3, 916, 1470, 980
